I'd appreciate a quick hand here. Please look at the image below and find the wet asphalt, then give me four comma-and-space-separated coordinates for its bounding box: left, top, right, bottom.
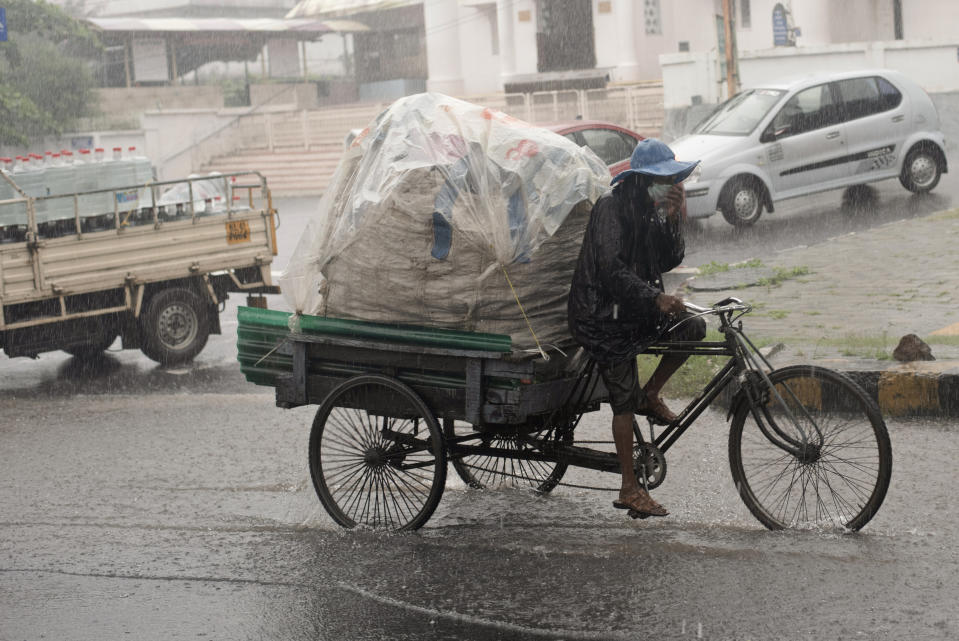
3, 150, 959, 639
1, 383, 957, 640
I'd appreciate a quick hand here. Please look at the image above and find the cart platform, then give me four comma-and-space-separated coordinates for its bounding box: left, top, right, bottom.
237, 306, 604, 426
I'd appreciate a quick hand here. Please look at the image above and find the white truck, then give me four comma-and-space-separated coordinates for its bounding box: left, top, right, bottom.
0, 170, 279, 364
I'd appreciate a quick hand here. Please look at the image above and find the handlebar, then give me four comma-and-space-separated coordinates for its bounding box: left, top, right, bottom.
684, 296, 751, 316
665, 297, 752, 335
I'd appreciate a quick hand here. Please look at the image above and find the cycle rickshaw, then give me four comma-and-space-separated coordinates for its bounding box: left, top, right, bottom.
237, 297, 891, 532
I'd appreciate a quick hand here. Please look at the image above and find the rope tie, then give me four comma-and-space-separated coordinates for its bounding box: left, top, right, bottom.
501, 265, 548, 361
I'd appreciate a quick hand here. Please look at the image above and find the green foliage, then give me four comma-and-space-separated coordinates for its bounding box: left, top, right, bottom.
0, 85, 55, 146
1, 0, 101, 58
697, 258, 764, 277
756, 265, 810, 288
697, 260, 731, 276
0, 0, 102, 145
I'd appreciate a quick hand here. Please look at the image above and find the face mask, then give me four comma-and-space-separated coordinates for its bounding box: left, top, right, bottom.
647, 182, 672, 202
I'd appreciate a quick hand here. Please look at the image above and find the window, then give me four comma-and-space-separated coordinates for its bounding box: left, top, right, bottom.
769, 84, 840, 138
835, 76, 901, 122
645, 0, 662, 35
579, 129, 636, 165
878, 76, 903, 111
740, 0, 751, 29
695, 88, 784, 136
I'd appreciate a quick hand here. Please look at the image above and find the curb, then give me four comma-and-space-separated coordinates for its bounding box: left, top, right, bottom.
841, 369, 959, 419
714, 361, 959, 419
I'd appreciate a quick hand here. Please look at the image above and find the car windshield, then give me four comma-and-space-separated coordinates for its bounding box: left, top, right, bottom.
693, 88, 785, 136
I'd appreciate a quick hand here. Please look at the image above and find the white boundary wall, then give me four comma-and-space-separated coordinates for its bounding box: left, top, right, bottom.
661, 39, 959, 109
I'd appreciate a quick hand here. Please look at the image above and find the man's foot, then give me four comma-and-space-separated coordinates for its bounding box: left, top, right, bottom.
638, 391, 678, 425
612, 489, 668, 517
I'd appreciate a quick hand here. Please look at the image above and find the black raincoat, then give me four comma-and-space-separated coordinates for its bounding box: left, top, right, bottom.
567, 180, 685, 364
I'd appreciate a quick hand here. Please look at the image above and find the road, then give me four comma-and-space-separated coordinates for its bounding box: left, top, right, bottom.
1, 389, 957, 640
3, 127, 959, 640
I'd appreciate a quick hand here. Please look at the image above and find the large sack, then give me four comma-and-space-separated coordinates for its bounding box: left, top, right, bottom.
280, 93, 609, 354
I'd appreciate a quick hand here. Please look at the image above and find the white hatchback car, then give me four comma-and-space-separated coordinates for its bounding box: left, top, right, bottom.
671, 69, 948, 226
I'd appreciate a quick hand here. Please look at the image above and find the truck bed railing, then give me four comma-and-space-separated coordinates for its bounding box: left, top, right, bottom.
0, 171, 273, 244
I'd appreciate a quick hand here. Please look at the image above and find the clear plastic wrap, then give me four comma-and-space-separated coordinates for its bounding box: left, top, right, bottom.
280, 93, 610, 354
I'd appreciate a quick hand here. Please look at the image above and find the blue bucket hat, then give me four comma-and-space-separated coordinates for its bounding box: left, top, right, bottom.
610, 138, 700, 186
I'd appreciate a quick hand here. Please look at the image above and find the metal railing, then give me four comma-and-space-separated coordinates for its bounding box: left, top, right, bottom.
187, 84, 665, 171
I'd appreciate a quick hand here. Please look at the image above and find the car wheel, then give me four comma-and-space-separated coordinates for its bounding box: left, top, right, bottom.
899, 145, 942, 193
719, 178, 764, 227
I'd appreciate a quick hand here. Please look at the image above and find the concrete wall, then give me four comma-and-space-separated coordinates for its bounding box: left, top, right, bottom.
458, 4, 502, 96
510, 0, 539, 76
141, 108, 244, 180
661, 39, 959, 109
97, 86, 224, 123
249, 83, 319, 109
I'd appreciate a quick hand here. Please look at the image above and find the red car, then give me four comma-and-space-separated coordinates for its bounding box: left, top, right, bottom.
543, 120, 644, 176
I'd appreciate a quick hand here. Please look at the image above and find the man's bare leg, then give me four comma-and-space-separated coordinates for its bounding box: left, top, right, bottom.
612, 413, 667, 514
642, 353, 691, 420
644, 353, 689, 398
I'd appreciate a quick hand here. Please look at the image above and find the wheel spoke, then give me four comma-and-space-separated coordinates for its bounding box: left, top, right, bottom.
310, 377, 446, 531
731, 367, 890, 531
447, 422, 570, 493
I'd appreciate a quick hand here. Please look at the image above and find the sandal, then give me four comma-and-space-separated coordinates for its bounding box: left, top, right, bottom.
612, 491, 669, 518
637, 392, 678, 426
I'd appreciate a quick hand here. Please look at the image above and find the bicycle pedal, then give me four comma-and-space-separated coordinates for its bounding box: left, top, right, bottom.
627, 509, 650, 520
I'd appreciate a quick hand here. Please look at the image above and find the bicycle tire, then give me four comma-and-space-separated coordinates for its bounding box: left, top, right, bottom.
445, 419, 571, 494
728, 365, 892, 531
308, 375, 447, 531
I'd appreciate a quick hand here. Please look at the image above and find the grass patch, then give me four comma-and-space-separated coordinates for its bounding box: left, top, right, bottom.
637, 353, 724, 399
697, 258, 763, 277
756, 265, 811, 288
636, 329, 725, 398
636, 329, 777, 399
810, 333, 895, 360
927, 335, 959, 346
928, 208, 959, 221
766, 309, 789, 320
697, 261, 731, 276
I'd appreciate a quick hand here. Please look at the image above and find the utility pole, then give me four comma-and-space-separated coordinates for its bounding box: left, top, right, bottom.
721, 0, 738, 98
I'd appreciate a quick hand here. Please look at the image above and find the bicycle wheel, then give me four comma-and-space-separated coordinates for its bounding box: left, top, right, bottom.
445, 419, 572, 494
308, 375, 447, 531
729, 365, 891, 531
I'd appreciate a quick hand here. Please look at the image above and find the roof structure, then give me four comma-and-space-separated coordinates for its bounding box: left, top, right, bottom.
86, 16, 368, 83
87, 17, 369, 35
285, 0, 421, 19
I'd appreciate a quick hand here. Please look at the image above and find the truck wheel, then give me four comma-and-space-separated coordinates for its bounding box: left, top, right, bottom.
140, 288, 210, 365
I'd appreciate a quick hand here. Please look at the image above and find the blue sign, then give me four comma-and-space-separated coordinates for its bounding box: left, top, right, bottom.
0, 8, 7, 43
772, 3, 789, 46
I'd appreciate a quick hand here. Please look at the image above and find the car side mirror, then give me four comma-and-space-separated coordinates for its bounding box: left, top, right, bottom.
760, 124, 787, 143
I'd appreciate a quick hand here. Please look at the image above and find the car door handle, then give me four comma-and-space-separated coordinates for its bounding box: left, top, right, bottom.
892, 114, 905, 123
825, 131, 840, 139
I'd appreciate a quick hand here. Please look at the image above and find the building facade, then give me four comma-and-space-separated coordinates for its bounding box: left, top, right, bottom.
423, 0, 959, 97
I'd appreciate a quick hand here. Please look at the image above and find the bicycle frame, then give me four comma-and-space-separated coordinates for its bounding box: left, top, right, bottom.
640, 302, 824, 459
445, 299, 826, 477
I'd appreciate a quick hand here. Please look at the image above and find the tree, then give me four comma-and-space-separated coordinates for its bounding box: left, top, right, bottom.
0, 0, 102, 146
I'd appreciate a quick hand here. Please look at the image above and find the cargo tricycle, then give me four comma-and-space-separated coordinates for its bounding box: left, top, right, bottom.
238, 297, 891, 532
